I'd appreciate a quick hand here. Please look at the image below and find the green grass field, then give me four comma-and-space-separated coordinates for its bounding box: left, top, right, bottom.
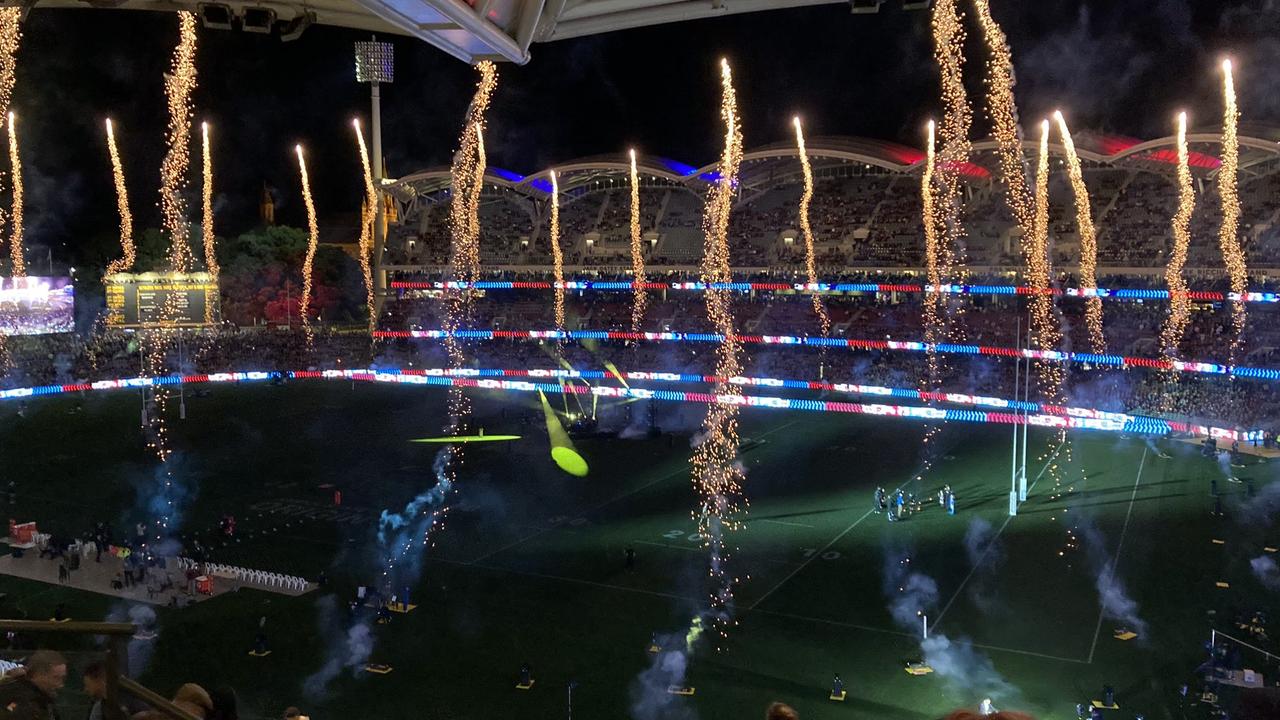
0, 381, 1275, 720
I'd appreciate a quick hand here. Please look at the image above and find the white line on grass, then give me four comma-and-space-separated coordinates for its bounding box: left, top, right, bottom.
930, 438, 1065, 629
758, 519, 815, 529
432, 556, 694, 602
746, 437, 1066, 613
751, 608, 1090, 664
630, 539, 796, 566
1085, 446, 1147, 664
746, 508, 875, 611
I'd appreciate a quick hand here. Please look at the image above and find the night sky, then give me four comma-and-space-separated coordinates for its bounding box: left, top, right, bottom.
12, 0, 1280, 264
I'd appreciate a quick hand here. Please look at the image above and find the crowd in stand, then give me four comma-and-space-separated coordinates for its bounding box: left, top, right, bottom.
4, 290, 1277, 435
0, 648, 321, 720
380, 164, 1280, 272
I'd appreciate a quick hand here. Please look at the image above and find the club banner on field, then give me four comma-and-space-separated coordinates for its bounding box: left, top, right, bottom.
0, 276, 74, 336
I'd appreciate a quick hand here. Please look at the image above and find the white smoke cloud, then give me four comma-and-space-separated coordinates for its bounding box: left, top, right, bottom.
1251, 555, 1280, 591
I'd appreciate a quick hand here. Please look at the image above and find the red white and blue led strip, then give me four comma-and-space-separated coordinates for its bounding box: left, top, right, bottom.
371, 328, 1280, 382
353, 366, 1253, 438
391, 279, 1280, 304
0, 368, 1256, 442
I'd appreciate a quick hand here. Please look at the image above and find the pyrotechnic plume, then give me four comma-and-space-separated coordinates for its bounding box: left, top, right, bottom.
1053, 111, 1106, 354
6, 111, 22, 276
793, 117, 830, 337
200, 122, 217, 279
1029, 120, 1072, 504
0, 7, 21, 278
467, 124, 487, 286
1161, 112, 1195, 367
139, 14, 199, 545
1030, 121, 1063, 397
550, 170, 565, 330
295, 144, 318, 346
0, 9, 20, 119
159, 12, 197, 273
972, 0, 1064, 393
442, 60, 497, 428
1219, 59, 1247, 358
353, 118, 377, 335
929, 0, 971, 291
446, 60, 497, 287
688, 58, 748, 649
368, 61, 500, 648
104, 119, 135, 276
917, 120, 947, 479
971, 0, 1033, 234
628, 148, 648, 334
921, 120, 944, 385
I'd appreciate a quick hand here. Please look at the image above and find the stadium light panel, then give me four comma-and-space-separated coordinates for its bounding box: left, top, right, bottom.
279, 11, 315, 42
196, 3, 233, 30
355, 39, 395, 83
848, 0, 884, 13
241, 6, 276, 34
902, 0, 933, 10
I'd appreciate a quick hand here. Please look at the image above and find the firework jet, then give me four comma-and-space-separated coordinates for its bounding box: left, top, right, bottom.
443, 60, 497, 417
793, 117, 830, 337
1161, 112, 1195, 366
369, 60, 500, 642
549, 170, 565, 330
972, 0, 1063, 403
1030, 121, 1064, 402
1219, 60, 1247, 358
971, 0, 1033, 234
159, 12, 197, 273
354, 119, 377, 336
0, 8, 19, 285
295, 144, 318, 346
921, 120, 944, 386
446, 61, 496, 288
6, 111, 22, 276
104, 119, 134, 276
929, 0, 970, 291
200, 122, 217, 279
629, 148, 648, 334
0, 10, 19, 118
688, 58, 748, 649
1053, 111, 1106, 354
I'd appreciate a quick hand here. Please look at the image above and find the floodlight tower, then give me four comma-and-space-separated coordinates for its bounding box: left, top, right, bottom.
355, 38, 394, 308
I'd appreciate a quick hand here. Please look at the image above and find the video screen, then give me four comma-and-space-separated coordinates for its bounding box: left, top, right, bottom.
105, 272, 220, 328
0, 276, 75, 336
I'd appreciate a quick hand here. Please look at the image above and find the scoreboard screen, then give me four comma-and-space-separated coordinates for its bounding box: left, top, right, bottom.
105, 272, 220, 328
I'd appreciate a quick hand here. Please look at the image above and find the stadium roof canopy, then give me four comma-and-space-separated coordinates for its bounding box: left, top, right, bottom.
387, 130, 1280, 203
37, 0, 852, 64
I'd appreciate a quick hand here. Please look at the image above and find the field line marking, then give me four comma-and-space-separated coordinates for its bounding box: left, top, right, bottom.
751, 608, 1090, 664
931, 438, 1064, 629
469, 419, 800, 564
1086, 446, 1147, 664
631, 539, 795, 566
748, 436, 1065, 613
746, 509, 874, 610
432, 557, 693, 602
759, 519, 814, 529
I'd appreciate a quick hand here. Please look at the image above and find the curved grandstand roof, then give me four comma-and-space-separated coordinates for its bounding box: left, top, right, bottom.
35, 0, 853, 64
386, 129, 1280, 202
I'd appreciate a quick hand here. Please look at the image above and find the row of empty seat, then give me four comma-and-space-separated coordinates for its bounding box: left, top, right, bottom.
174, 557, 308, 592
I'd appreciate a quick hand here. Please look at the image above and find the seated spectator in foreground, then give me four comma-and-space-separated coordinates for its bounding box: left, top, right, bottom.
0, 650, 67, 720
132, 683, 213, 720
943, 711, 1034, 720
766, 702, 799, 720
